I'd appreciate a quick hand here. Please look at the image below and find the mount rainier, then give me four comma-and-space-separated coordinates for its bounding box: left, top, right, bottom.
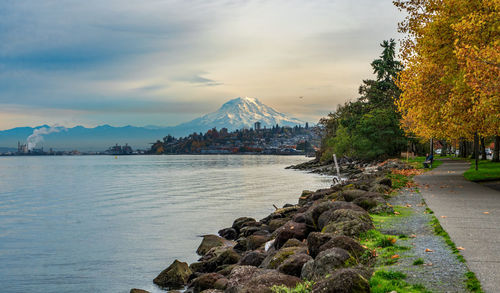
0, 97, 306, 151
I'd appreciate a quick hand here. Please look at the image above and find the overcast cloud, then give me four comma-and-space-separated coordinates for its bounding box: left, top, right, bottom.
0, 0, 403, 129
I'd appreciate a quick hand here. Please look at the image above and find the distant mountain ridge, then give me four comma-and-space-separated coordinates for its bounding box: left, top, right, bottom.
0, 97, 306, 151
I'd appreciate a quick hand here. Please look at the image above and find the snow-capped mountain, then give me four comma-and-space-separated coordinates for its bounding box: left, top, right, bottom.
177, 97, 305, 133
0, 97, 306, 150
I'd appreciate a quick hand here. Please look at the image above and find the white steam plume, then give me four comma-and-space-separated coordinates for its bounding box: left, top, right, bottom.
27, 125, 67, 150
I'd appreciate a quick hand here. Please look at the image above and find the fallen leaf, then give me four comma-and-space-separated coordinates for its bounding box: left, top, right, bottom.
391, 254, 400, 259
424, 262, 433, 266
361, 245, 368, 249
457, 246, 465, 250
394, 211, 401, 215
441, 216, 447, 218
483, 212, 490, 214
390, 238, 397, 244
410, 234, 417, 238
406, 204, 412, 207
425, 248, 434, 252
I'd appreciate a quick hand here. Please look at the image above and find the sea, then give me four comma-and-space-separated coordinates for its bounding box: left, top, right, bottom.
0, 155, 331, 293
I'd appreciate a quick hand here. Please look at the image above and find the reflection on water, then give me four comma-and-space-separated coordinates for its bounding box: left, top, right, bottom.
0, 155, 331, 292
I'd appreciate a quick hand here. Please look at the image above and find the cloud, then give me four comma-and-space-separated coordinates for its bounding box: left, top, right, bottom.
0, 0, 404, 129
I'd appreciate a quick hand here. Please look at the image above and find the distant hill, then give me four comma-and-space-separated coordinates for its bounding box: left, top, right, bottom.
0, 97, 306, 151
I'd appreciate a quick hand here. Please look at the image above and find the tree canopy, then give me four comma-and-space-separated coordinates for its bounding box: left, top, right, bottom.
394, 0, 499, 140
319, 39, 407, 161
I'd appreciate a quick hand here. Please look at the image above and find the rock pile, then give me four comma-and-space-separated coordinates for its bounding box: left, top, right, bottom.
133, 159, 406, 293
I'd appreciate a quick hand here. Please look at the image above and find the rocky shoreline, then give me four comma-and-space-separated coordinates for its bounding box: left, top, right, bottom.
131, 159, 409, 293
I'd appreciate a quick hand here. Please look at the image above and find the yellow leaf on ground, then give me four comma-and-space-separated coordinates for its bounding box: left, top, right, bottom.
425, 248, 434, 252
391, 254, 400, 259
483, 212, 490, 214
457, 247, 465, 250
441, 216, 447, 218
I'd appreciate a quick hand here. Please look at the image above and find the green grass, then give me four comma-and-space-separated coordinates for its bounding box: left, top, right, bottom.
371, 206, 413, 226
465, 272, 483, 293
412, 258, 425, 265
271, 281, 314, 293
387, 173, 411, 189
359, 229, 411, 265
402, 156, 443, 170
464, 160, 500, 181
370, 270, 431, 293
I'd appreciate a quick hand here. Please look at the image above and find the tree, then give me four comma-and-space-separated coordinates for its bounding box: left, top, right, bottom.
394, 0, 499, 141
319, 40, 407, 160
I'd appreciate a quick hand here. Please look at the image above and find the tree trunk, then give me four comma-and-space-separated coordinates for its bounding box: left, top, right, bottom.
493, 135, 500, 162
441, 140, 447, 156
480, 137, 487, 160
474, 133, 479, 170
459, 139, 465, 158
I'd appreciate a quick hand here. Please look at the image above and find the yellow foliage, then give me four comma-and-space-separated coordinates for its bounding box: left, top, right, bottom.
394, 0, 500, 140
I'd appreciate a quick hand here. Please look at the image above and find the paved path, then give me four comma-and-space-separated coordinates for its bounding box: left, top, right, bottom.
415, 160, 500, 293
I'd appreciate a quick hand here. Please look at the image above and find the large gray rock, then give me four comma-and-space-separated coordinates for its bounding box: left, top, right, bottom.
311, 268, 370, 293
320, 209, 374, 237
188, 273, 225, 293
274, 221, 307, 249
301, 248, 352, 280
277, 253, 313, 277
304, 201, 366, 232
307, 232, 365, 259
239, 251, 266, 267
232, 217, 257, 233
197, 235, 225, 256
153, 259, 192, 289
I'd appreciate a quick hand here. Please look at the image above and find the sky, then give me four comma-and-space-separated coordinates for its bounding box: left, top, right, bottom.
0, 0, 403, 130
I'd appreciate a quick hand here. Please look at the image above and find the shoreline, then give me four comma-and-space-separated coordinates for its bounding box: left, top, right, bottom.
131, 159, 406, 293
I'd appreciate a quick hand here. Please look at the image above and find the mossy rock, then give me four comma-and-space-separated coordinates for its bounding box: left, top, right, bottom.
261, 246, 304, 269
197, 235, 225, 256
153, 259, 192, 289
311, 268, 370, 293
301, 247, 351, 280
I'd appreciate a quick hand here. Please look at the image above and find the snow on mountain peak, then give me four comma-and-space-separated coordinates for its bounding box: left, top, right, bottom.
177, 97, 305, 133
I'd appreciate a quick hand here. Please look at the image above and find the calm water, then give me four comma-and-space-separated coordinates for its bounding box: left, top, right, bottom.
0, 155, 330, 293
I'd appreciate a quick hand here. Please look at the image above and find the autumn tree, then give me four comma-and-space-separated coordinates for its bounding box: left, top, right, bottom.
394, 0, 499, 147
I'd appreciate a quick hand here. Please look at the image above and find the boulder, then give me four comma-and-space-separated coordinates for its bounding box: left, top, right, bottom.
318, 236, 366, 260
153, 259, 192, 289
370, 183, 391, 194
213, 277, 228, 290
278, 253, 313, 277
237, 270, 301, 293
225, 266, 262, 292
301, 248, 352, 280
188, 273, 224, 293
130, 289, 150, 293
234, 237, 248, 251
239, 251, 266, 267
352, 196, 379, 210
232, 217, 257, 233
311, 268, 370, 293
268, 218, 289, 232
246, 234, 271, 250
200, 290, 224, 293
197, 235, 225, 256
260, 246, 305, 269
320, 209, 374, 237
307, 232, 337, 258
273, 221, 307, 249
317, 208, 369, 231
377, 177, 392, 187
304, 201, 366, 231
281, 238, 306, 249
218, 227, 238, 240
341, 189, 368, 202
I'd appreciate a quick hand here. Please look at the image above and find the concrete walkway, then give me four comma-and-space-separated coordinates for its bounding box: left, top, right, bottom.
415, 160, 500, 293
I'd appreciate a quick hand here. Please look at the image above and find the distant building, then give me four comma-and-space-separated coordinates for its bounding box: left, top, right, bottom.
254, 122, 261, 130
17, 142, 28, 154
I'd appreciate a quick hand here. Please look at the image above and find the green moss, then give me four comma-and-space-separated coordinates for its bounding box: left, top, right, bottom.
371, 206, 413, 227
370, 270, 431, 293
271, 281, 314, 293
465, 271, 483, 293
269, 248, 296, 269
412, 258, 424, 265
359, 229, 410, 266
